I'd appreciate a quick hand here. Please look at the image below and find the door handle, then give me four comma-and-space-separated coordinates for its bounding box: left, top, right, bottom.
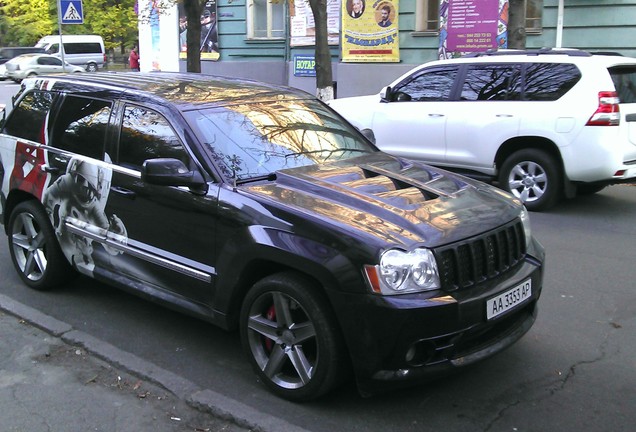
110, 186, 136, 199
626, 114, 636, 122
40, 165, 61, 175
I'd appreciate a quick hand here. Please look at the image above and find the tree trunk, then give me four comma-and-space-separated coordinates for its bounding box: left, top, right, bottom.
508, 0, 527, 49
308, 0, 334, 101
184, 0, 203, 73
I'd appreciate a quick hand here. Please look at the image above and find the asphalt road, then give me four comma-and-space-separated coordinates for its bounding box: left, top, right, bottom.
1, 81, 636, 431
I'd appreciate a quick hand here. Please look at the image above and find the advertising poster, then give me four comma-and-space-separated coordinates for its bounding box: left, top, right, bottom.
341, 0, 399, 62
178, 0, 220, 61
149, 0, 161, 70
439, 0, 508, 59
289, 0, 340, 47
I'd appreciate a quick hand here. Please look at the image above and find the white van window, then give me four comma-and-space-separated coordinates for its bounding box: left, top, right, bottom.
64, 43, 102, 54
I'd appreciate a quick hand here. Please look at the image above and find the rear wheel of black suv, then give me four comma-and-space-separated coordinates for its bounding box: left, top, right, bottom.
240, 271, 347, 401
8, 201, 73, 290
499, 149, 562, 212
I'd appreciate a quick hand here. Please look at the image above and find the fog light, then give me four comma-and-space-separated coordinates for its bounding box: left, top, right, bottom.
405, 340, 435, 366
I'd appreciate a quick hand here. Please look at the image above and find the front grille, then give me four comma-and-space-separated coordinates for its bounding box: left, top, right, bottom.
435, 220, 526, 291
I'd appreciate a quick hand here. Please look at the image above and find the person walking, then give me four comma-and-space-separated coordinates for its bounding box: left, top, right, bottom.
129, 45, 140, 71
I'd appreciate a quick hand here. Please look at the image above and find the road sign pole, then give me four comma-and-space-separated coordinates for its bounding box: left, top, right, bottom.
57, 0, 66, 72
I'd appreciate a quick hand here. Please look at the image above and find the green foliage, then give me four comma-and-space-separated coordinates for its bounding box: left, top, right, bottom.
0, 0, 138, 52
1, 0, 56, 45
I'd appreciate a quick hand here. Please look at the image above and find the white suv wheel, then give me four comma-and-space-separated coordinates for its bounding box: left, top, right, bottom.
499, 149, 561, 212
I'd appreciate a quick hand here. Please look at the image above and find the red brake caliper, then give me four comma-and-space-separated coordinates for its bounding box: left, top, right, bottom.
264, 304, 276, 352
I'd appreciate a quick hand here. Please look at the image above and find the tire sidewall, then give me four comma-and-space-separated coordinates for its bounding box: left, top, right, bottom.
8, 200, 71, 290
239, 271, 344, 402
499, 149, 561, 211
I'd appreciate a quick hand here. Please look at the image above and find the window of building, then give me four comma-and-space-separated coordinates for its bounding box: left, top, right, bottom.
526, 0, 543, 33
415, 0, 440, 32
246, 0, 285, 40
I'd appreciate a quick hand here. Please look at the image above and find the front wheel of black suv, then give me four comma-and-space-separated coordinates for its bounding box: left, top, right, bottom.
240, 271, 347, 402
499, 149, 562, 212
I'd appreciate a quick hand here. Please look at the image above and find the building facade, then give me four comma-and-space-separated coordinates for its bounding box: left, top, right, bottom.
138, 0, 636, 98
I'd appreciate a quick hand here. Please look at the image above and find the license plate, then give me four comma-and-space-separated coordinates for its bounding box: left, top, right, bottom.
486, 279, 532, 320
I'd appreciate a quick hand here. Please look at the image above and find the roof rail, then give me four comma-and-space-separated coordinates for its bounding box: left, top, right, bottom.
462, 48, 593, 58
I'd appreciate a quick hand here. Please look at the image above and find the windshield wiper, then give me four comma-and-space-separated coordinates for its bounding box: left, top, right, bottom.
235, 172, 277, 185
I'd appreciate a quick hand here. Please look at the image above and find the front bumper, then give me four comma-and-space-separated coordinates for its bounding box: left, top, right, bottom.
329, 244, 544, 396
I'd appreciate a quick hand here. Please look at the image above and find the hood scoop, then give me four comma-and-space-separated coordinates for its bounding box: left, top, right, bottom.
308, 162, 452, 210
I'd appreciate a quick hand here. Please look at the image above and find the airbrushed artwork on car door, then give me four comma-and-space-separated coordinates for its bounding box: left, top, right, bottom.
41, 156, 128, 275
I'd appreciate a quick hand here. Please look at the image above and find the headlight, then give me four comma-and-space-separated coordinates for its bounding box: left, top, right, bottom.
364, 248, 441, 295
520, 206, 533, 248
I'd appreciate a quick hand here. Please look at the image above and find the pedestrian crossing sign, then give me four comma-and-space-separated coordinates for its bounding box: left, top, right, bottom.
61, 0, 83, 24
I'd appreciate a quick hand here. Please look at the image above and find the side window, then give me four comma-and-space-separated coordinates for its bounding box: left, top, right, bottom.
609, 66, 636, 104
47, 43, 60, 55
118, 105, 189, 170
524, 63, 581, 101
64, 43, 102, 54
393, 67, 458, 102
50, 96, 112, 160
461, 64, 522, 101
2, 91, 54, 143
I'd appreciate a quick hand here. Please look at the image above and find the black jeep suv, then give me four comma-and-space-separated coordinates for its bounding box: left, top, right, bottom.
0, 72, 544, 401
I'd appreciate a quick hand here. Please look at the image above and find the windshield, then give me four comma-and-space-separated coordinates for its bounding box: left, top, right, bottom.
186, 98, 377, 181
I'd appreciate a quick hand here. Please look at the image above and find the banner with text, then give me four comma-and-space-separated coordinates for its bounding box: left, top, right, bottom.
341, 0, 399, 63
439, 0, 508, 59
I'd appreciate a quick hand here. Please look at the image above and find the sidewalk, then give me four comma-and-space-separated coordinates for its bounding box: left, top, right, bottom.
0, 294, 309, 432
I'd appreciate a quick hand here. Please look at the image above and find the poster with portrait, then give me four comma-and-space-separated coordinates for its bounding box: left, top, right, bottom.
178, 0, 220, 61
341, 0, 399, 62
289, 0, 340, 47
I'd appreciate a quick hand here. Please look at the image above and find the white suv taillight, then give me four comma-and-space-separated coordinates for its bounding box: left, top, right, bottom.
586, 91, 620, 126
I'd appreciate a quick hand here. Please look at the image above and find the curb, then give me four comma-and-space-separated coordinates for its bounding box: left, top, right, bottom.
0, 293, 310, 432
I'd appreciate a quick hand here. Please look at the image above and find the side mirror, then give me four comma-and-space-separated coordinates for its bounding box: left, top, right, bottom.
141, 158, 207, 193
360, 128, 376, 145
380, 86, 392, 103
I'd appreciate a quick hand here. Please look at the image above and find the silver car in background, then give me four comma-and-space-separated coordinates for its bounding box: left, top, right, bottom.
5, 53, 84, 82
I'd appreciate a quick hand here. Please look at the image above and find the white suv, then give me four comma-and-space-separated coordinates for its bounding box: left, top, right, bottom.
329, 49, 636, 211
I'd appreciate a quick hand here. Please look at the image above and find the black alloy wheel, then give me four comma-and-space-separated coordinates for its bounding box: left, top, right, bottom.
240, 271, 346, 401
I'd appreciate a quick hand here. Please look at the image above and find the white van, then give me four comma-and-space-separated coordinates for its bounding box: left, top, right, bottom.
35, 35, 106, 72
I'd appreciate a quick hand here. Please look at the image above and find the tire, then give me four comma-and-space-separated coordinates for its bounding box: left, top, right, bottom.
498, 149, 562, 211
240, 271, 346, 402
86, 63, 98, 72
8, 201, 73, 290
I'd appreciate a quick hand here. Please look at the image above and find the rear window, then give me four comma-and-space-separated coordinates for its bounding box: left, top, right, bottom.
609, 66, 636, 103
3, 91, 55, 144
